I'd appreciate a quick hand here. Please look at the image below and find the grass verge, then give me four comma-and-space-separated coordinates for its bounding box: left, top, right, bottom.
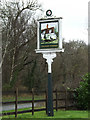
2, 110, 88, 119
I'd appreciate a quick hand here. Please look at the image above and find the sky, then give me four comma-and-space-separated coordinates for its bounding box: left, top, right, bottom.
1, 0, 89, 44
38, 0, 89, 44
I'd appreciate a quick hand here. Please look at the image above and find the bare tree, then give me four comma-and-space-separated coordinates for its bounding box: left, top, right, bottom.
0, 0, 42, 86
53, 40, 88, 90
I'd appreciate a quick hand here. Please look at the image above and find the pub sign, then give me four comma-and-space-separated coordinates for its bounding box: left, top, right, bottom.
36, 17, 63, 53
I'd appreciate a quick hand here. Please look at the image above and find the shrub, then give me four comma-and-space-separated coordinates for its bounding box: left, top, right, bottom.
75, 73, 89, 110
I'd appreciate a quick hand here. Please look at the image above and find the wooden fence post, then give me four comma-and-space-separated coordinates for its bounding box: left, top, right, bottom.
56, 89, 58, 111
45, 89, 48, 114
32, 88, 34, 115
15, 88, 18, 118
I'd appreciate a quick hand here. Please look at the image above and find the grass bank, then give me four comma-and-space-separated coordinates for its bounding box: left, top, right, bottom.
2, 110, 88, 119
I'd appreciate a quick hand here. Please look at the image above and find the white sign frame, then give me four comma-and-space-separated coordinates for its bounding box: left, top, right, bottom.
35, 17, 64, 53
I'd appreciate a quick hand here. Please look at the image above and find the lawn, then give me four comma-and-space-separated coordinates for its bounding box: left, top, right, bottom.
2, 110, 88, 119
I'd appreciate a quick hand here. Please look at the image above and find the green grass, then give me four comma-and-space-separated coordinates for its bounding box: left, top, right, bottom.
2, 110, 88, 119
2, 107, 32, 113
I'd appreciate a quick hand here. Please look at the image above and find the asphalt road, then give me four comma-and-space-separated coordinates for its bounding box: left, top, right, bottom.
2, 103, 36, 111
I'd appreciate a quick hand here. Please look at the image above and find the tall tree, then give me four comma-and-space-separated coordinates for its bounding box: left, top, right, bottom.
0, 0, 42, 88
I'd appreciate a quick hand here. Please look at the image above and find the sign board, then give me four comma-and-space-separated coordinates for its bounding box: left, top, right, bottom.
35, 12, 64, 116
36, 17, 64, 53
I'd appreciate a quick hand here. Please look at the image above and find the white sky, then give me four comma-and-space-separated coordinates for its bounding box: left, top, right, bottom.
2, 0, 89, 44
38, 0, 89, 44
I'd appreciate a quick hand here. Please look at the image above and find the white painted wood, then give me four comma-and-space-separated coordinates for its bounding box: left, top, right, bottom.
35, 48, 64, 53
36, 17, 63, 51
43, 53, 56, 73
37, 21, 39, 49
59, 19, 62, 49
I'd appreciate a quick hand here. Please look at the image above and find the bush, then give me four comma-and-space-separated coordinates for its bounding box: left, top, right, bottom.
75, 73, 89, 110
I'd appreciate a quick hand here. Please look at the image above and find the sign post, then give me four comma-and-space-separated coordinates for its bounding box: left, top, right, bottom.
35, 10, 64, 116
43, 53, 56, 116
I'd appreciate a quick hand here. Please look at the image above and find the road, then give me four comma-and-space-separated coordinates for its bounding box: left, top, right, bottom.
2, 103, 37, 111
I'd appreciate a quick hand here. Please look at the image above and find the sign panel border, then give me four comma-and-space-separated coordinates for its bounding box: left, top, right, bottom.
36, 17, 64, 53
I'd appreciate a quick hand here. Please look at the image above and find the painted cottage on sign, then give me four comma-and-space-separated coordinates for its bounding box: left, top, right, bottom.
41, 24, 57, 41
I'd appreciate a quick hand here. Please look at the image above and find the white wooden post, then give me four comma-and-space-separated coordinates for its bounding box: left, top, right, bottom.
43, 53, 56, 73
